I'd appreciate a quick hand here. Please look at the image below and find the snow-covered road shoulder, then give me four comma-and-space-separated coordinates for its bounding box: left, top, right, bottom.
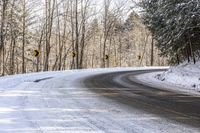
135, 61, 200, 96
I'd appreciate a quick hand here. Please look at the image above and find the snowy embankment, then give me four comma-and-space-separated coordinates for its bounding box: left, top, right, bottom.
136, 61, 200, 95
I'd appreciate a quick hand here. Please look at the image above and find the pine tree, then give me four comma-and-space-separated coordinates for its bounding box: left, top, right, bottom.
141, 0, 200, 64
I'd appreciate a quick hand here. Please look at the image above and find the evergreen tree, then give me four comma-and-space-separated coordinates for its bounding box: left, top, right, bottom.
141, 0, 200, 64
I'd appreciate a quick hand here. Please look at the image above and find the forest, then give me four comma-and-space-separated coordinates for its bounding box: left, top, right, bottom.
0, 0, 167, 76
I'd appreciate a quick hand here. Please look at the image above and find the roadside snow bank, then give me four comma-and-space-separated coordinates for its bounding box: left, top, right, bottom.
156, 61, 200, 90
136, 61, 200, 94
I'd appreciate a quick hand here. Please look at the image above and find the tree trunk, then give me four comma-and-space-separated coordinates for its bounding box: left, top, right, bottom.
0, 0, 8, 75
75, 0, 79, 69
189, 36, 196, 64
151, 35, 154, 66
22, 0, 26, 73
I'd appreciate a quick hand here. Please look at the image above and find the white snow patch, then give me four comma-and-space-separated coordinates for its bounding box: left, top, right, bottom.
136, 61, 200, 95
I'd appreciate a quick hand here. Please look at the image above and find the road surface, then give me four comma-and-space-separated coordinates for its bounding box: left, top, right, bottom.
0, 69, 200, 133
84, 70, 200, 131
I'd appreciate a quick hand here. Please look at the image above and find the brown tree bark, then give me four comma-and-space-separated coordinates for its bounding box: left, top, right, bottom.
151, 34, 154, 66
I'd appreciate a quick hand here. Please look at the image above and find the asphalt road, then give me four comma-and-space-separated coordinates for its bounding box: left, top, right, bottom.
84, 69, 200, 129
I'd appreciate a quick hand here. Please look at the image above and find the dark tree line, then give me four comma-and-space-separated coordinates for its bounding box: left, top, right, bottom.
140, 0, 200, 64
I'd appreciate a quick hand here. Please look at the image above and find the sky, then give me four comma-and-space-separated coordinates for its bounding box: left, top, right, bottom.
90, 0, 140, 19
34, 0, 141, 23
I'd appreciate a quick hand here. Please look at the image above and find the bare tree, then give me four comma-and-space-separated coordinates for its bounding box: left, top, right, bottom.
0, 0, 9, 75
0, 0, 167, 76
44, 0, 56, 71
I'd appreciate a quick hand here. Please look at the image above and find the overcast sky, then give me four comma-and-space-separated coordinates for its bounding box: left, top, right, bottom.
36, 0, 140, 20
90, 0, 140, 17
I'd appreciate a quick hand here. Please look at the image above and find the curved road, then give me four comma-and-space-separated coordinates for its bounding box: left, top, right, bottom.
1, 69, 200, 133
84, 70, 200, 130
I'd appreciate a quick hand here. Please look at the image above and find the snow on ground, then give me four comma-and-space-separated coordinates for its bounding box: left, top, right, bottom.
0, 67, 199, 133
135, 61, 200, 95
